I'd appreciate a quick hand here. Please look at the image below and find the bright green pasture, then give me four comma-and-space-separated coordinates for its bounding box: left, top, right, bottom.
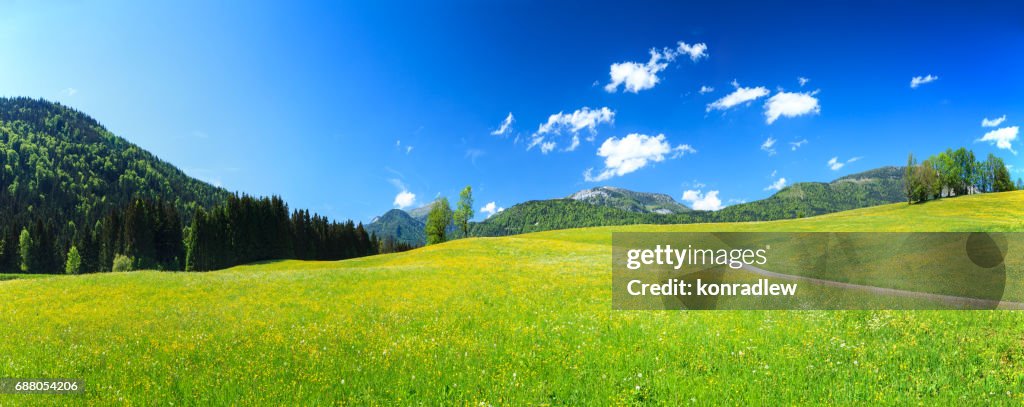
2, 192, 1024, 404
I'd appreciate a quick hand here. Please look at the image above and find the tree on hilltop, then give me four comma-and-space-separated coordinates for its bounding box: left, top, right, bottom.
425, 198, 453, 245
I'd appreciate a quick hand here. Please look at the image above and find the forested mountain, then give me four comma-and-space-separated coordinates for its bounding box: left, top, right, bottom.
0, 97, 231, 272
365, 209, 426, 247
0, 98, 230, 221
0, 97, 377, 273
470, 167, 907, 237
568, 186, 691, 214
714, 166, 906, 221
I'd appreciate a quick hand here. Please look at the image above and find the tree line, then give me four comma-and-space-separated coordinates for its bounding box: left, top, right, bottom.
5, 194, 384, 274
8, 198, 185, 274
904, 147, 1019, 203
185, 194, 377, 271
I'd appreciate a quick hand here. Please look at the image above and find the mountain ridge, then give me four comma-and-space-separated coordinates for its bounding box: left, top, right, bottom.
567, 186, 691, 214
467, 166, 907, 237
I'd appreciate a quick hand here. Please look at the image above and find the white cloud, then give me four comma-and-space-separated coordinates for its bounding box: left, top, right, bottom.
761, 137, 777, 156
584, 133, 695, 182
491, 112, 515, 136
604, 41, 707, 93
676, 41, 709, 61
790, 139, 808, 151
564, 135, 581, 152
394, 191, 416, 209
764, 91, 820, 124
406, 146, 413, 154
605, 58, 665, 94
910, 74, 938, 88
529, 107, 614, 154
828, 156, 862, 171
828, 157, 843, 170
61, 87, 78, 96
537, 107, 614, 136
981, 115, 1006, 128
681, 190, 723, 211
978, 126, 1019, 154
798, 77, 809, 87
764, 177, 787, 191
479, 201, 504, 218
699, 85, 715, 94
706, 80, 769, 112
389, 178, 417, 209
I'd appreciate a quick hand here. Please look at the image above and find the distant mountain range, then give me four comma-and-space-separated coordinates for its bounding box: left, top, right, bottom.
367, 166, 907, 244
469, 166, 906, 237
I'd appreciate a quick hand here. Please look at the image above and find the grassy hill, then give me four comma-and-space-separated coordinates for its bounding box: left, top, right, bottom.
1, 192, 1023, 404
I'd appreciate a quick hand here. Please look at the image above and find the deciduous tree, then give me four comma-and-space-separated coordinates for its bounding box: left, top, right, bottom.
425, 198, 453, 245
454, 186, 474, 238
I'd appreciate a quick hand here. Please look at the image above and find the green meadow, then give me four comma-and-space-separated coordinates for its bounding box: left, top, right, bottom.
2, 192, 1024, 405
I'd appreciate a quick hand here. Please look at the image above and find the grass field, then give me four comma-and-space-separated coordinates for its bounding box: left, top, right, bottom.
2, 192, 1024, 404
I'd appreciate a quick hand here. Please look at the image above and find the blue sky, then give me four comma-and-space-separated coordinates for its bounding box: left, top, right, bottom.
1, 1, 1022, 221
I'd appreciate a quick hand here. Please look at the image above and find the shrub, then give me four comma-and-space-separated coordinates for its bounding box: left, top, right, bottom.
112, 254, 135, 272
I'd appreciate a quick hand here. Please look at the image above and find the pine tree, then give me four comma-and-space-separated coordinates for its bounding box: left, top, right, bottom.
18, 227, 32, 273
184, 207, 206, 271
65, 246, 81, 275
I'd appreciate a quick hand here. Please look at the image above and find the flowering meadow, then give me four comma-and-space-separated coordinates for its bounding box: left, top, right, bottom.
1, 192, 1023, 404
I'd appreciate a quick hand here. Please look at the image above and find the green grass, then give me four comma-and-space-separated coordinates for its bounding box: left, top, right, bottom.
2, 192, 1024, 404
0, 273, 53, 282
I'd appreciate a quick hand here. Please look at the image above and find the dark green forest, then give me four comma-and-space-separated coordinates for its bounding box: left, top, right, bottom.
0, 98, 379, 273
184, 195, 377, 271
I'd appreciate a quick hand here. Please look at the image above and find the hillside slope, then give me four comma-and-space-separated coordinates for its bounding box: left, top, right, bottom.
715, 165, 906, 221
0, 98, 229, 220
1, 191, 1022, 404
0, 97, 230, 270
